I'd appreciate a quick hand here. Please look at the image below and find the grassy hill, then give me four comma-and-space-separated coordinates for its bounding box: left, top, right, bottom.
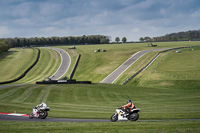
15, 48, 61, 83
126, 46, 200, 87
0, 41, 200, 132
0, 48, 37, 82
0, 43, 199, 120
58, 41, 199, 83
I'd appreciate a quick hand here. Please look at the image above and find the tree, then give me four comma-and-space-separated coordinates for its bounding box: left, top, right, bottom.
122, 37, 127, 43
139, 37, 144, 42
115, 37, 120, 43
144, 37, 151, 42
0, 40, 10, 53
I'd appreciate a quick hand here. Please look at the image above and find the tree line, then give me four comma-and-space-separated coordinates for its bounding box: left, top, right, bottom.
139, 29, 200, 42
0, 35, 110, 48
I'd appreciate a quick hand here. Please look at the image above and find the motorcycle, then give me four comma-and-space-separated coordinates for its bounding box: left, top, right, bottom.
29, 106, 50, 119
111, 107, 140, 122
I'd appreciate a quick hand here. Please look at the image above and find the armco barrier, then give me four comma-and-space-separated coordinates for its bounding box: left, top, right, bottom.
122, 45, 200, 85
35, 80, 91, 84
0, 48, 40, 84
69, 54, 81, 80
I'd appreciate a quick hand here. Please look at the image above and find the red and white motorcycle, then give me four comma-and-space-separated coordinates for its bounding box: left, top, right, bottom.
111, 107, 140, 122
29, 102, 50, 119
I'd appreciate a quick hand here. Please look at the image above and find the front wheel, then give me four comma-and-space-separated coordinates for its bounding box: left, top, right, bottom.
111, 113, 118, 122
39, 111, 48, 119
129, 113, 139, 121
29, 113, 33, 119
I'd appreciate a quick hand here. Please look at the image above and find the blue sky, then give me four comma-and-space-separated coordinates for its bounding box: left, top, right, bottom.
0, 0, 200, 41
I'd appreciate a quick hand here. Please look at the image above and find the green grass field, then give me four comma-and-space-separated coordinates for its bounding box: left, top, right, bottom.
57, 41, 200, 83
16, 48, 61, 83
127, 46, 200, 87
0, 81, 199, 120
0, 48, 61, 84
0, 120, 200, 133
0, 41, 200, 132
0, 48, 36, 82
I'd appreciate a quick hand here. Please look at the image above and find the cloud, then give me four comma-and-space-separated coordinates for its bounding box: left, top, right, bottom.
0, 26, 11, 37
0, 0, 200, 41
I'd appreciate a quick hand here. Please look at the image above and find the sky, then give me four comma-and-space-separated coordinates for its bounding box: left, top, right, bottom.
0, 0, 200, 41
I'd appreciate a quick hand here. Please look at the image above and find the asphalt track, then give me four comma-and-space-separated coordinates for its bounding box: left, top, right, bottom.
1, 114, 200, 122
49, 48, 71, 80
101, 48, 169, 84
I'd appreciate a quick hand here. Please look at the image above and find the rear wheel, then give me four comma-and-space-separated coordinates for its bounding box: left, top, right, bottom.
129, 113, 139, 121
39, 111, 48, 119
111, 113, 118, 122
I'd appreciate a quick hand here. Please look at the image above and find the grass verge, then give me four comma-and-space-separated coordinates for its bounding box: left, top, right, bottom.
0, 120, 200, 133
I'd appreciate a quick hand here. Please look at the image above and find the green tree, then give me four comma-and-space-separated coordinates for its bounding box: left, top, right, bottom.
0, 40, 10, 53
139, 37, 144, 42
115, 37, 120, 43
144, 37, 151, 42
122, 37, 127, 43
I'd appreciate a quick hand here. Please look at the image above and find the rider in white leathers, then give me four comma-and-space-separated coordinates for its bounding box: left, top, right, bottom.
37, 102, 47, 109
32, 102, 47, 117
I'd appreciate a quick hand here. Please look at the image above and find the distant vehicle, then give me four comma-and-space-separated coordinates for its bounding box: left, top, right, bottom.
69, 46, 76, 49
176, 50, 181, 53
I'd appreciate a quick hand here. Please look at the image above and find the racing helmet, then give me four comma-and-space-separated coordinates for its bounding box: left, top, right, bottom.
127, 100, 132, 103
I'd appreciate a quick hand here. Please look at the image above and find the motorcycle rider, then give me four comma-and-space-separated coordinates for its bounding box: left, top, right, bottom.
37, 102, 47, 109
33, 102, 47, 117
122, 100, 135, 115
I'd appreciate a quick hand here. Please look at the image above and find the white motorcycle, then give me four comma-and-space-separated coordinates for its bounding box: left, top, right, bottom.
111, 107, 140, 122
29, 106, 50, 119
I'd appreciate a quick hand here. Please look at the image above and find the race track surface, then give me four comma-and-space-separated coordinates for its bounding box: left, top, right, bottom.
1, 114, 199, 122
49, 48, 71, 80
101, 48, 169, 84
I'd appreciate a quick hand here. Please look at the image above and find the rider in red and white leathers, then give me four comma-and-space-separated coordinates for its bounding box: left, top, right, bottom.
122, 100, 135, 114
